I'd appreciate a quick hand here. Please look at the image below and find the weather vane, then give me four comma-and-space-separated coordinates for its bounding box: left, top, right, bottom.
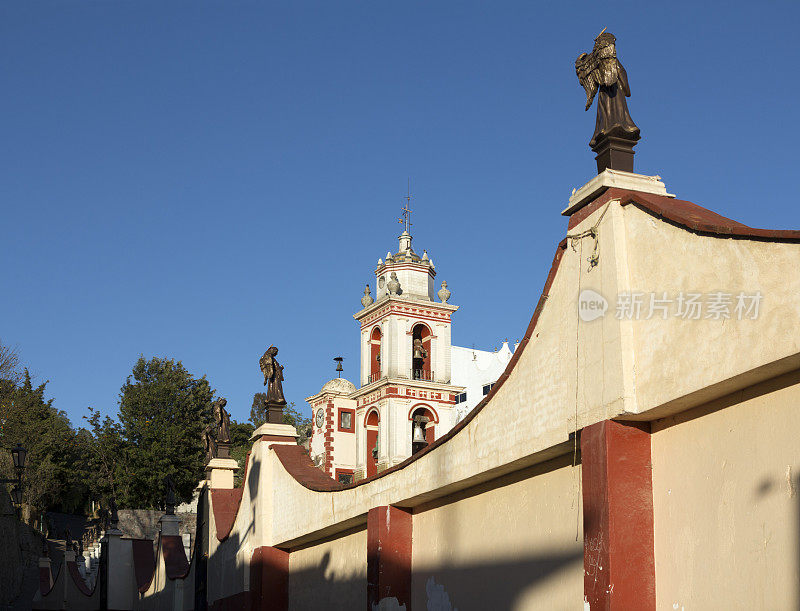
398, 179, 413, 234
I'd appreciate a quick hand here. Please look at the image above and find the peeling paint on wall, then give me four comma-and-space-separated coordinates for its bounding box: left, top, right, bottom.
372, 597, 406, 611
425, 577, 457, 611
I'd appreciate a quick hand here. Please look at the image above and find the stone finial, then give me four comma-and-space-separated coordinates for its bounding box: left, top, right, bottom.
387, 272, 400, 295
377, 258, 383, 266
438, 281, 451, 303
361, 284, 374, 307
385, 251, 393, 263
399, 231, 412, 253
422, 250, 429, 261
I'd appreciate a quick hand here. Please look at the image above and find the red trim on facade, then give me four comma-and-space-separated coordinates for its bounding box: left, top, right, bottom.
407, 403, 440, 423
581, 420, 655, 611
367, 506, 412, 611
132, 538, 156, 593
271, 445, 344, 491
162, 535, 190, 579
360, 310, 451, 330
250, 546, 289, 611
38, 564, 52, 596
211, 488, 245, 542
568, 187, 800, 242
67, 561, 93, 596
335, 468, 355, 483
325, 400, 335, 476
376, 262, 436, 276
338, 407, 356, 432
260, 434, 297, 442
363, 407, 380, 427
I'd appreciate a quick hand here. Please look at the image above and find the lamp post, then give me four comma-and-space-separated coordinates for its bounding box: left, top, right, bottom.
1, 443, 27, 515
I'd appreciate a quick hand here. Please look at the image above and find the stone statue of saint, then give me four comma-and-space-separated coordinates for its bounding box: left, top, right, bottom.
259, 346, 287, 405
575, 31, 640, 150
213, 398, 231, 444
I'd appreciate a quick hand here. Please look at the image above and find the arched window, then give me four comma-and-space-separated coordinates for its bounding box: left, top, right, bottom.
410, 406, 436, 445
411, 323, 432, 380
369, 327, 382, 384
365, 409, 380, 478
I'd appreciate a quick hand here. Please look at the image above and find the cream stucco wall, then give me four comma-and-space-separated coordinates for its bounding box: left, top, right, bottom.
651, 369, 800, 610
411, 455, 583, 611
288, 527, 367, 611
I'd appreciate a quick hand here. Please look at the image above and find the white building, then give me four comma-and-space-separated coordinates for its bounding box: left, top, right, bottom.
308, 223, 513, 483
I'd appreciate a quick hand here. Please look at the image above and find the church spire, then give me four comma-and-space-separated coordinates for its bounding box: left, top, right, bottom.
398, 180, 413, 252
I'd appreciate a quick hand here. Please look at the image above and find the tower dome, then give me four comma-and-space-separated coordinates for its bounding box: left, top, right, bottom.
319, 378, 356, 395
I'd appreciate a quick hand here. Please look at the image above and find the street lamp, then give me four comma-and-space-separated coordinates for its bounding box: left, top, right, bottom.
2, 443, 27, 512
12, 443, 27, 473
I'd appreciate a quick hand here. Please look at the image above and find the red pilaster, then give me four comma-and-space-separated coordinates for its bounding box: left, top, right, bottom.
367, 505, 412, 611
250, 546, 289, 611
581, 420, 655, 610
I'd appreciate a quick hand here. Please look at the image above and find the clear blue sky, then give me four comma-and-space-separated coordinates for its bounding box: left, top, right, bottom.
2, 1, 798, 427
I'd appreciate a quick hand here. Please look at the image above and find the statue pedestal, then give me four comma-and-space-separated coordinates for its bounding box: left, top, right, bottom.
205, 457, 239, 490
562, 169, 674, 217
266, 400, 287, 424
591, 134, 638, 174
250, 422, 298, 445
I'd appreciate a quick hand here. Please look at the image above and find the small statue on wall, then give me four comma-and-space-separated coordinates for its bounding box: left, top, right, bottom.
260, 346, 287, 405
260, 346, 288, 424
212, 398, 231, 444
576, 30, 641, 172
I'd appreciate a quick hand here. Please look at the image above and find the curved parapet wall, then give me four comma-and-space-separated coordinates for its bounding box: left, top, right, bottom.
203, 188, 800, 609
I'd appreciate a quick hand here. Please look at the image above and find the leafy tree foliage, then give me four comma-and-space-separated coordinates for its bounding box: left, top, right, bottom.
229, 420, 255, 487
0, 370, 89, 513
114, 356, 214, 509
83, 406, 126, 507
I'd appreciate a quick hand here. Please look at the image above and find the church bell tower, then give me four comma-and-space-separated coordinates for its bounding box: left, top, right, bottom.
350, 197, 463, 479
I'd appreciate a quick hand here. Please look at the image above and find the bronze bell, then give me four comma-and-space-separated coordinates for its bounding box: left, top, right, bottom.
413, 339, 426, 359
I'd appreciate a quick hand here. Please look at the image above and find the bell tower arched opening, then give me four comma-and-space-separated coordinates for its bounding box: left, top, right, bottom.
411, 405, 436, 445
411, 323, 431, 380
369, 327, 382, 383
365, 409, 380, 477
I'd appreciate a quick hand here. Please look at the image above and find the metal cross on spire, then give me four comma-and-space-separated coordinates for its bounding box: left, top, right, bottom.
398, 179, 413, 234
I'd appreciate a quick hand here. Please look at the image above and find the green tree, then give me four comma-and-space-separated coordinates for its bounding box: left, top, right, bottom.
0, 370, 89, 514
249, 392, 268, 428
229, 420, 255, 487
83, 406, 127, 507
116, 356, 213, 509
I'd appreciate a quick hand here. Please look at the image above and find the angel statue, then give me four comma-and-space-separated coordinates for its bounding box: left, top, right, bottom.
259, 346, 287, 406
576, 30, 640, 152
212, 397, 231, 444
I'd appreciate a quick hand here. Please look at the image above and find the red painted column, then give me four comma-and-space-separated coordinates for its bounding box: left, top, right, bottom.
367, 505, 412, 611
250, 546, 289, 611
581, 420, 655, 610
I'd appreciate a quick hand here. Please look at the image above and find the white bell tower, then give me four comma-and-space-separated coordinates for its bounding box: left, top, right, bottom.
350, 196, 464, 479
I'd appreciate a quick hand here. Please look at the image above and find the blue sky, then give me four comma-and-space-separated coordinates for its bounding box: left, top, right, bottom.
2, 1, 798, 427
